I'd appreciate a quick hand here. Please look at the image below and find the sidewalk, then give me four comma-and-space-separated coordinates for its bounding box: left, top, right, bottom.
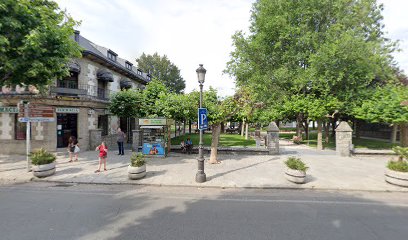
1, 140, 407, 192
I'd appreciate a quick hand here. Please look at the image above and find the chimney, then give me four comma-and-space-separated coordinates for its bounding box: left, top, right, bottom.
74, 30, 80, 42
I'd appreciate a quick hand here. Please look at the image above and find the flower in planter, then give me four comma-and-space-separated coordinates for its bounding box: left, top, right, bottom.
284, 156, 308, 172
130, 152, 146, 167
31, 148, 56, 165
387, 147, 408, 172
292, 135, 302, 145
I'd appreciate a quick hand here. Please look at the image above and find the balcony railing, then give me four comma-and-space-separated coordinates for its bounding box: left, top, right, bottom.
50, 83, 113, 101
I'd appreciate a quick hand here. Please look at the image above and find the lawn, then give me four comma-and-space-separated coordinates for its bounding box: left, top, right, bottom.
171, 133, 256, 147
280, 132, 398, 150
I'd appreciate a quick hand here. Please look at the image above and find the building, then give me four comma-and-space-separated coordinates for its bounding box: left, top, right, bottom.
0, 31, 150, 154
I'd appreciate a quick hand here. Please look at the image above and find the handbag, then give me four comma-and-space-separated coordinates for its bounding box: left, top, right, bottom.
74, 145, 80, 153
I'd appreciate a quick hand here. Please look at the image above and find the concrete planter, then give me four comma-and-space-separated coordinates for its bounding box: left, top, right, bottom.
128, 164, 146, 180
32, 161, 56, 178
285, 168, 306, 184
385, 168, 408, 187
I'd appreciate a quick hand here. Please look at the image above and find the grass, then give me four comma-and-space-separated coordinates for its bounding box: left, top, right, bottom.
280, 132, 399, 150
171, 133, 256, 147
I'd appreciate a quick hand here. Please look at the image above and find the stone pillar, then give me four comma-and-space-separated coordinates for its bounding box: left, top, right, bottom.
132, 129, 141, 152
335, 121, 353, 157
89, 129, 102, 150
266, 122, 279, 155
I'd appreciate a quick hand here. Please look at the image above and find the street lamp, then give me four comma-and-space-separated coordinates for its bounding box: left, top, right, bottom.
196, 64, 206, 183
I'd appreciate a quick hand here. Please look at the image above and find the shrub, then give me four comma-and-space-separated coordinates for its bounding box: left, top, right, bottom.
392, 146, 408, 161
130, 152, 145, 167
292, 135, 302, 144
31, 148, 56, 165
284, 156, 308, 172
387, 160, 408, 172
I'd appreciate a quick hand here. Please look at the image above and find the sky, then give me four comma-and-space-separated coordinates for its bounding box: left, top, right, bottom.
55, 0, 408, 96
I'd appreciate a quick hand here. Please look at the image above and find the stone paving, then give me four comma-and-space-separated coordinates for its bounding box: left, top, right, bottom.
0, 140, 406, 192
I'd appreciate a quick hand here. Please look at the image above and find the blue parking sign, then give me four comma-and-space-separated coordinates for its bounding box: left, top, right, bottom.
198, 108, 208, 130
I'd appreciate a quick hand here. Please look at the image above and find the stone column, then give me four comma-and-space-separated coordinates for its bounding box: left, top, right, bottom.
89, 129, 102, 150
335, 121, 353, 157
132, 129, 141, 152
266, 122, 280, 155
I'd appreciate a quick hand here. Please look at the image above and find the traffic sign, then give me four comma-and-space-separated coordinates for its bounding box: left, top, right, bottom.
18, 104, 55, 122
198, 108, 208, 130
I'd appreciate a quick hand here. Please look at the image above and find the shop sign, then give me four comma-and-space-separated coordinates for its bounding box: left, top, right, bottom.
0, 106, 18, 113
139, 118, 167, 126
56, 107, 80, 113
18, 104, 55, 122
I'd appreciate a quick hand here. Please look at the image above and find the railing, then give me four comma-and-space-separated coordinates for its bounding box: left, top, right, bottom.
50, 83, 113, 101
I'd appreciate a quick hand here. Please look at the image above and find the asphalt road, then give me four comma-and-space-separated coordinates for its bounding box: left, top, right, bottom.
1, 183, 408, 240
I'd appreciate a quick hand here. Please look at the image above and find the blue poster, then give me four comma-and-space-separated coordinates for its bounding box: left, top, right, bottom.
198, 108, 208, 130
142, 143, 165, 156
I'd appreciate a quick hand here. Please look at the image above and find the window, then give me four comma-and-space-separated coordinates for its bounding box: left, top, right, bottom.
107, 50, 117, 62
15, 114, 30, 140
125, 61, 133, 70
98, 115, 109, 136
137, 69, 142, 75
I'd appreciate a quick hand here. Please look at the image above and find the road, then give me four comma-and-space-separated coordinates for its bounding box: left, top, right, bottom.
1, 183, 408, 240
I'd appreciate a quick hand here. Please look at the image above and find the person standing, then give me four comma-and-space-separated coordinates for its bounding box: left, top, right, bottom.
95, 141, 108, 173
67, 136, 79, 162
116, 128, 126, 155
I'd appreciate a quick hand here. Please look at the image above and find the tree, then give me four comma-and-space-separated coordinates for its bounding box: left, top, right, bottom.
354, 85, 408, 146
108, 89, 144, 118
141, 79, 169, 117
0, 0, 81, 88
225, 0, 397, 138
136, 52, 186, 93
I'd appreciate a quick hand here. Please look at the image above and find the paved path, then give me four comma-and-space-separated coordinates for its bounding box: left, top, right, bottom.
0, 140, 406, 192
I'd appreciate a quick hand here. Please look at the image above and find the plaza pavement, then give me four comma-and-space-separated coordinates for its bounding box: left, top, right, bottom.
0, 139, 407, 192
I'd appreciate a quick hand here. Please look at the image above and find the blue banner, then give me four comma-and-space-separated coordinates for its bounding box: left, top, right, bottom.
198, 108, 208, 130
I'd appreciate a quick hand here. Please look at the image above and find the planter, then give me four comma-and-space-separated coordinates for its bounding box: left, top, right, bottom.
32, 161, 56, 178
385, 168, 408, 187
285, 168, 306, 184
128, 164, 146, 180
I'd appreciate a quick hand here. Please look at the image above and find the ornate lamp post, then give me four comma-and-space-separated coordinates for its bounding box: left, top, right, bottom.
196, 64, 206, 183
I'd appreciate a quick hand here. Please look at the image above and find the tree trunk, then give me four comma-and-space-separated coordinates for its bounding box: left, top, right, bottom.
331, 118, 336, 137
209, 123, 221, 164
391, 124, 398, 144
221, 122, 225, 133
238, 121, 242, 135
245, 123, 249, 140
241, 119, 245, 137
303, 120, 309, 141
354, 119, 360, 139
183, 119, 186, 135
401, 123, 408, 147
189, 120, 192, 134
174, 122, 177, 137
317, 120, 323, 150
324, 121, 329, 143
312, 121, 315, 130
296, 113, 303, 137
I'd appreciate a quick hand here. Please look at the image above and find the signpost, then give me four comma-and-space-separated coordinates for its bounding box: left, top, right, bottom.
198, 108, 208, 130
17, 102, 55, 171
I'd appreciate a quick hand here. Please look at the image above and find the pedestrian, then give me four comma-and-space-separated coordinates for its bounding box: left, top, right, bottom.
95, 141, 108, 173
180, 139, 186, 153
117, 127, 126, 155
185, 137, 193, 154
67, 136, 79, 162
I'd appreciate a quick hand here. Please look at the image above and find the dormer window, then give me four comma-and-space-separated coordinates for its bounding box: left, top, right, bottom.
147, 74, 151, 80
137, 69, 142, 75
107, 50, 117, 62
125, 61, 133, 70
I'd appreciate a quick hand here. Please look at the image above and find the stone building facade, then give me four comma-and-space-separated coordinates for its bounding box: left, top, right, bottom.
0, 31, 150, 154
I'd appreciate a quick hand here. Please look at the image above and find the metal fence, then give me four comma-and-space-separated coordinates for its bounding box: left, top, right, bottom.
50, 83, 113, 101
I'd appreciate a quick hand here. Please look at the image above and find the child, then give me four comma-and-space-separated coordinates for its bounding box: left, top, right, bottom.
68, 136, 79, 162
95, 141, 108, 173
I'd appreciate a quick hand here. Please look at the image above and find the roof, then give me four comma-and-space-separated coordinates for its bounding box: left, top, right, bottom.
73, 32, 151, 85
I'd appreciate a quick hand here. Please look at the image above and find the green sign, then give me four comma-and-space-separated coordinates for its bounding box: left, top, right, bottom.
0, 106, 18, 113
139, 118, 169, 126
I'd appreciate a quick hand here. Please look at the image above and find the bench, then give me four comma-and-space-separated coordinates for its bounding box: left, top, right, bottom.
226, 128, 239, 134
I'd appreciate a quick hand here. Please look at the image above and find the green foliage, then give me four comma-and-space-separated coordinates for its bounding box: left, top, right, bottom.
108, 89, 144, 118
0, 0, 82, 88
130, 152, 145, 167
284, 157, 308, 172
354, 85, 408, 124
225, 0, 397, 122
393, 146, 408, 161
142, 79, 169, 117
30, 148, 56, 165
387, 160, 408, 172
136, 52, 185, 93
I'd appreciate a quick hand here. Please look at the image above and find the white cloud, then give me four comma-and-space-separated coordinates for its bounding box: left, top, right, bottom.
55, 0, 408, 98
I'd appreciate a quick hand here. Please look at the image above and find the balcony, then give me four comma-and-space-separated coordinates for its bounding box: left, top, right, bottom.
49, 83, 113, 101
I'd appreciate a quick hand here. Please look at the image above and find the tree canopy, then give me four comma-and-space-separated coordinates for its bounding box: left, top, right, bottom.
0, 0, 81, 88
136, 52, 186, 93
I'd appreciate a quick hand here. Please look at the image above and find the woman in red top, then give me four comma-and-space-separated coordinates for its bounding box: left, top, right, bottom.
95, 141, 108, 173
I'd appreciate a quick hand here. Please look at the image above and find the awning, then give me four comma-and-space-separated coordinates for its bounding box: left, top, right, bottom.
68, 60, 81, 73
120, 78, 132, 89
97, 69, 114, 82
